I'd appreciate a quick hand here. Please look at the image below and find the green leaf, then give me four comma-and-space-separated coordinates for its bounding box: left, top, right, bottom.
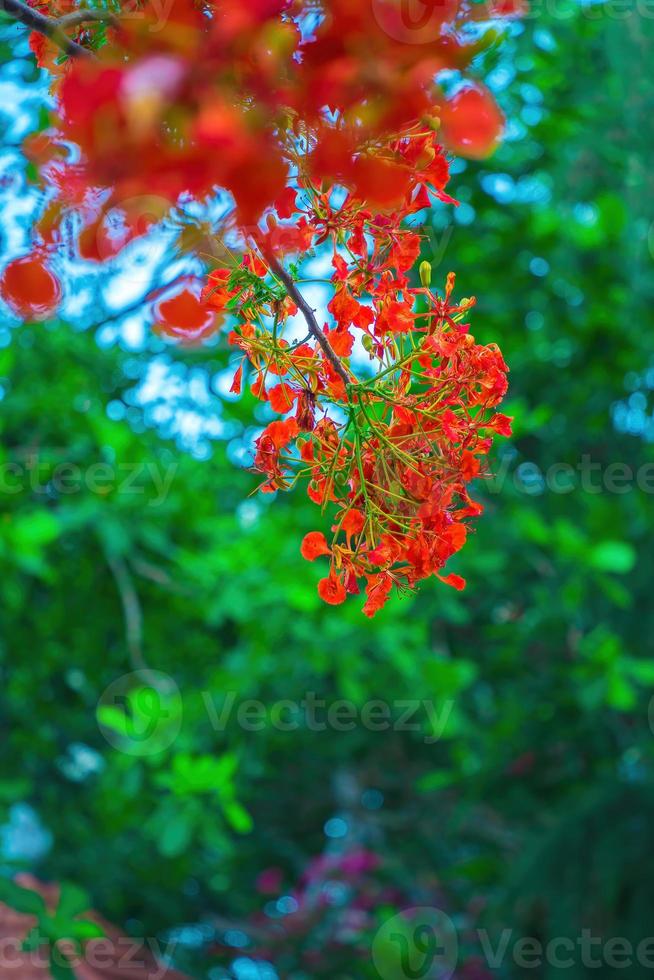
70, 920, 106, 941
57, 883, 91, 922
223, 800, 253, 834
96, 704, 132, 736
9, 510, 60, 550
607, 670, 636, 711
415, 770, 456, 793
590, 541, 636, 574
159, 814, 193, 857
0, 878, 47, 917
626, 659, 654, 685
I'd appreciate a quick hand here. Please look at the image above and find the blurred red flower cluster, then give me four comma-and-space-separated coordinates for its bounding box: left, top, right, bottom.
26, 0, 509, 225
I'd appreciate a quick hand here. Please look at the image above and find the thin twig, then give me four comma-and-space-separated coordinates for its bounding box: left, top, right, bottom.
106, 552, 146, 671
105, 551, 175, 694
265, 251, 352, 388
130, 556, 192, 595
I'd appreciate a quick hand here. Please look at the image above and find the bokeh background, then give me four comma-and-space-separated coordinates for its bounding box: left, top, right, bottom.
1, 2, 654, 977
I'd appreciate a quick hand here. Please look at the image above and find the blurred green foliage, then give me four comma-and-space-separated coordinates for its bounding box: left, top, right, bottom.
1, 3, 654, 978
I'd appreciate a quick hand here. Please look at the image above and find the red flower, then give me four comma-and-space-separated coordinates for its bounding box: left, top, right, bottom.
154, 287, 218, 343
440, 86, 505, 160
487, 413, 514, 436
230, 363, 243, 394
301, 532, 331, 561
362, 574, 393, 617
261, 419, 299, 449
0, 253, 61, 321
437, 572, 467, 591
318, 571, 347, 606
268, 384, 298, 413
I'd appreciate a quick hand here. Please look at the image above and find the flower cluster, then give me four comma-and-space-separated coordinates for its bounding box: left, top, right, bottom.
201, 132, 511, 615
0, 0, 520, 614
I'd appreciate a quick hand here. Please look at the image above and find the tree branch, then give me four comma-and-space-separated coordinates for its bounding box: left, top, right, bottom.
265, 251, 353, 389
130, 556, 192, 595
0, 0, 112, 58
106, 552, 146, 672
105, 550, 176, 694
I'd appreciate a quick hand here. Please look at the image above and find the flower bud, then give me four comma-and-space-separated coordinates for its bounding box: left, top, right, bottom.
419, 260, 432, 288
